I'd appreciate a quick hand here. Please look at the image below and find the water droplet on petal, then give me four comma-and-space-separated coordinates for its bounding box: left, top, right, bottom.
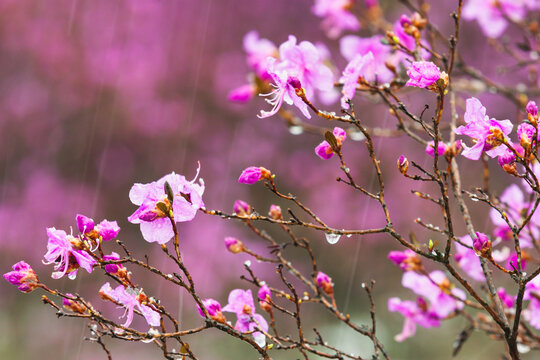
325, 232, 341, 245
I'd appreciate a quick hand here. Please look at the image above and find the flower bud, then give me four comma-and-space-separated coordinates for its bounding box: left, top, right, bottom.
233, 200, 252, 216
473, 232, 491, 257
238, 166, 271, 184
258, 283, 272, 312
96, 220, 120, 241
3, 261, 39, 293
225, 237, 244, 254
316, 271, 334, 296
397, 155, 409, 175
388, 250, 422, 271
425, 141, 447, 158
102, 252, 125, 276
197, 299, 227, 323
76, 214, 95, 234
63, 293, 87, 314
527, 100, 538, 126
269, 205, 282, 220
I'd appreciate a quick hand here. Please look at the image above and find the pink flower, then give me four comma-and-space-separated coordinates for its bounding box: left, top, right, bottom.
99, 282, 160, 328
463, 0, 527, 39
340, 35, 394, 83
472, 232, 491, 256
96, 220, 121, 241
425, 141, 447, 157
224, 237, 244, 254
455, 235, 485, 282
102, 252, 123, 275
388, 297, 440, 341
406, 61, 441, 88
197, 299, 226, 323
339, 52, 374, 108
243, 31, 278, 81
233, 200, 251, 216
43, 228, 96, 279
228, 84, 255, 103
402, 270, 465, 318
454, 97, 513, 160
517, 122, 538, 148
76, 214, 95, 233
315, 127, 347, 160
3, 261, 39, 293
316, 271, 334, 295
258, 284, 272, 312
128, 166, 204, 244
222, 289, 269, 346
388, 249, 421, 271
497, 287, 515, 308
312, 0, 361, 39
527, 100, 539, 119
238, 166, 271, 184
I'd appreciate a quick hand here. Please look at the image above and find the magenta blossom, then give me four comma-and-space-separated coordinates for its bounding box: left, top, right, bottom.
388, 249, 421, 271
406, 61, 441, 88
402, 270, 465, 318
238, 166, 271, 184
388, 297, 440, 341
96, 220, 121, 241
340, 35, 394, 83
222, 289, 269, 347
128, 166, 204, 244
224, 237, 244, 254
472, 232, 491, 256
455, 235, 485, 282
43, 228, 96, 280
498, 287, 516, 308
3, 261, 39, 293
243, 31, 277, 80
99, 282, 160, 328
315, 127, 347, 160
228, 84, 255, 103
463, 0, 527, 39
316, 271, 334, 295
517, 122, 538, 148
425, 141, 447, 158
233, 200, 251, 216
102, 252, 123, 275
454, 97, 513, 160
76, 214, 95, 233
527, 100, 539, 120
312, 0, 361, 39
197, 298, 226, 323
339, 52, 374, 108
258, 283, 272, 312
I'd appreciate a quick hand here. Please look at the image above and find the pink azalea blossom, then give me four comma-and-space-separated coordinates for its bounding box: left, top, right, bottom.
402, 270, 465, 318
96, 220, 121, 242
76, 214, 95, 233
103, 252, 123, 275
99, 282, 160, 328
463, 0, 527, 39
228, 84, 255, 103
339, 52, 374, 108
43, 227, 96, 279
497, 287, 516, 308
316, 271, 334, 295
340, 35, 394, 83
315, 127, 347, 160
222, 289, 269, 346
258, 283, 272, 312
3, 261, 39, 293
425, 140, 447, 158
472, 232, 491, 255
527, 100, 539, 119
455, 235, 485, 282
128, 167, 204, 244
197, 298, 226, 322
406, 61, 441, 88
388, 249, 421, 271
454, 97, 513, 160
388, 297, 440, 341
524, 275, 540, 328
243, 31, 277, 80
312, 0, 361, 39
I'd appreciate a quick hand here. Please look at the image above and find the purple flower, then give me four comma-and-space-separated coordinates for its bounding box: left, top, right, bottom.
402, 270, 465, 318
527, 101, 538, 124
388, 297, 440, 341
406, 61, 441, 89
128, 166, 205, 244
224, 237, 244, 254
258, 283, 272, 312
388, 250, 421, 271
228, 84, 255, 103
102, 252, 123, 275
315, 127, 347, 160
463, 0, 526, 39
497, 287, 515, 308
96, 220, 120, 241
3, 261, 39, 293
243, 31, 277, 80
312, 0, 361, 39
197, 298, 226, 323
425, 141, 447, 158
455, 235, 485, 282
454, 97, 513, 160
99, 282, 160, 328
316, 271, 334, 295
222, 289, 269, 347
517, 122, 538, 148
507, 252, 527, 271
233, 200, 251, 216
238, 166, 270, 184
397, 155, 409, 174
43, 228, 96, 279
76, 214, 95, 233
340, 35, 394, 83
472, 232, 491, 256
339, 52, 374, 108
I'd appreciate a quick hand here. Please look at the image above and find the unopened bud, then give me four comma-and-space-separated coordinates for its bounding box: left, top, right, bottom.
316, 271, 334, 296
269, 205, 282, 220
397, 155, 409, 175
224, 237, 244, 254
473, 232, 491, 257
63, 294, 87, 314
233, 200, 251, 216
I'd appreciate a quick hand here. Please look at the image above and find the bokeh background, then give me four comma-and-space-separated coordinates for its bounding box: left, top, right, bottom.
0, 0, 536, 359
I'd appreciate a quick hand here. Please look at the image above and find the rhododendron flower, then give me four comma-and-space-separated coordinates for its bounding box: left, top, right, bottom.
197, 299, 226, 323
228, 84, 255, 103
393, 17, 431, 61
128, 167, 204, 244
527, 100, 539, 125
402, 270, 465, 318
312, 0, 361, 39
425, 141, 447, 158
316, 271, 334, 295
455, 235, 485, 282
103, 252, 123, 275
43, 228, 96, 279
76, 214, 95, 233
3, 261, 39, 293
258, 283, 272, 312
406, 61, 441, 89
96, 220, 121, 241
222, 289, 268, 347
517, 122, 538, 148
238, 166, 271, 184
388, 297, 440, 341
339, 52, 374, 108
454, 97, 513, 160
99, 282, 160, 328
243, 31, 277, 80
388, 249, 422, 271
340, 35, 394, 83
258, 59, 310, 119
472, 232, 491, 256
497, 287, 516, 308
463, 0, 527, 39
315, 127, 347, 160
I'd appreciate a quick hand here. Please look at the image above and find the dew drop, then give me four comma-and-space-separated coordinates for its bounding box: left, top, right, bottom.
325, 232, 341, 245
289, 125, 303, 135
